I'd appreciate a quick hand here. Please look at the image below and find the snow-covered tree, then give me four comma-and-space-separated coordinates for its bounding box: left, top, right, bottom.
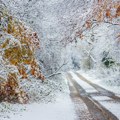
0, 2, 44, 103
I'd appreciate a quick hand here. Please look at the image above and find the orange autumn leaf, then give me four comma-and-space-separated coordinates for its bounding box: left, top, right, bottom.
106, 9, 111, 18
116, 5, 120, 17
21, 73, 28, 79
37, 72, 45, 81
86, 21, 92, 29
30, 68, 36, 75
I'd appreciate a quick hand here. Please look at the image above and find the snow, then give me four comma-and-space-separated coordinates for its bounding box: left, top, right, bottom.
0, 75, 76, 120
0, 0, 120, 119
92, 96, 120, 119
77, 70, 120, 95
69, 71, 98, 93
92, 96, 111, 101
3, 95, 76, 120
69, 71, 120, 119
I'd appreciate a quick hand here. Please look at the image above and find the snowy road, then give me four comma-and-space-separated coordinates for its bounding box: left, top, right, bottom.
67, 72, 120, 120
67, 76, 94, 120
1, 72, 120, 120
76, 72, 120, 101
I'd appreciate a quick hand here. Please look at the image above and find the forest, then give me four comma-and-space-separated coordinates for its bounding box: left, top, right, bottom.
0, 0, 120, 120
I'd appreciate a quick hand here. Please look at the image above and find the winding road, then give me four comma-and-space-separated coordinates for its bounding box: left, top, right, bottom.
67, 72, 120, 120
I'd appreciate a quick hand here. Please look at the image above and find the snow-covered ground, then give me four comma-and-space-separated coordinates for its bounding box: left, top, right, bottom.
0, 75, 76, 120
93, 95, 120, 119
70, 72, 97, 93
77, 70, 120, 95
69, 71, 120, 119
1, 95, 76, 120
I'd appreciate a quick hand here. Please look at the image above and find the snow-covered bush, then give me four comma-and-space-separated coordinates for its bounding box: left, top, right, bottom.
0, 3, 44, 103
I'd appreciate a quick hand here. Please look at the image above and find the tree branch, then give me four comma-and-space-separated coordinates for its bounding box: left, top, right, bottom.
45, 61, 68, 78
46, 72, 62, 78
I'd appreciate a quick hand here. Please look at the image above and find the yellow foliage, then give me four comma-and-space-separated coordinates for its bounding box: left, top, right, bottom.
0, 6, 44, 103
0, 72, 29, 103
116, 6, 120, 17
2, 39, 9, 48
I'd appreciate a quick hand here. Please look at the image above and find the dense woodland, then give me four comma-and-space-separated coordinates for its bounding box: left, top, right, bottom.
0, 0, 120, 103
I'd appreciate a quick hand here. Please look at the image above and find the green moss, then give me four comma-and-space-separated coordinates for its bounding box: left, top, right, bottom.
102, 57, 115, 68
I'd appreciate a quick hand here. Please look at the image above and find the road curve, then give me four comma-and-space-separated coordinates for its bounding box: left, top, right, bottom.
67, 73, 119, 120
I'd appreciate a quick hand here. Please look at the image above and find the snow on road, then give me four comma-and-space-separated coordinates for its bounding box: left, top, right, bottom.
76, 71, 120, 95
69, 71, 120, 119
93, 96, 120, 119
69, 71, 98, 93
